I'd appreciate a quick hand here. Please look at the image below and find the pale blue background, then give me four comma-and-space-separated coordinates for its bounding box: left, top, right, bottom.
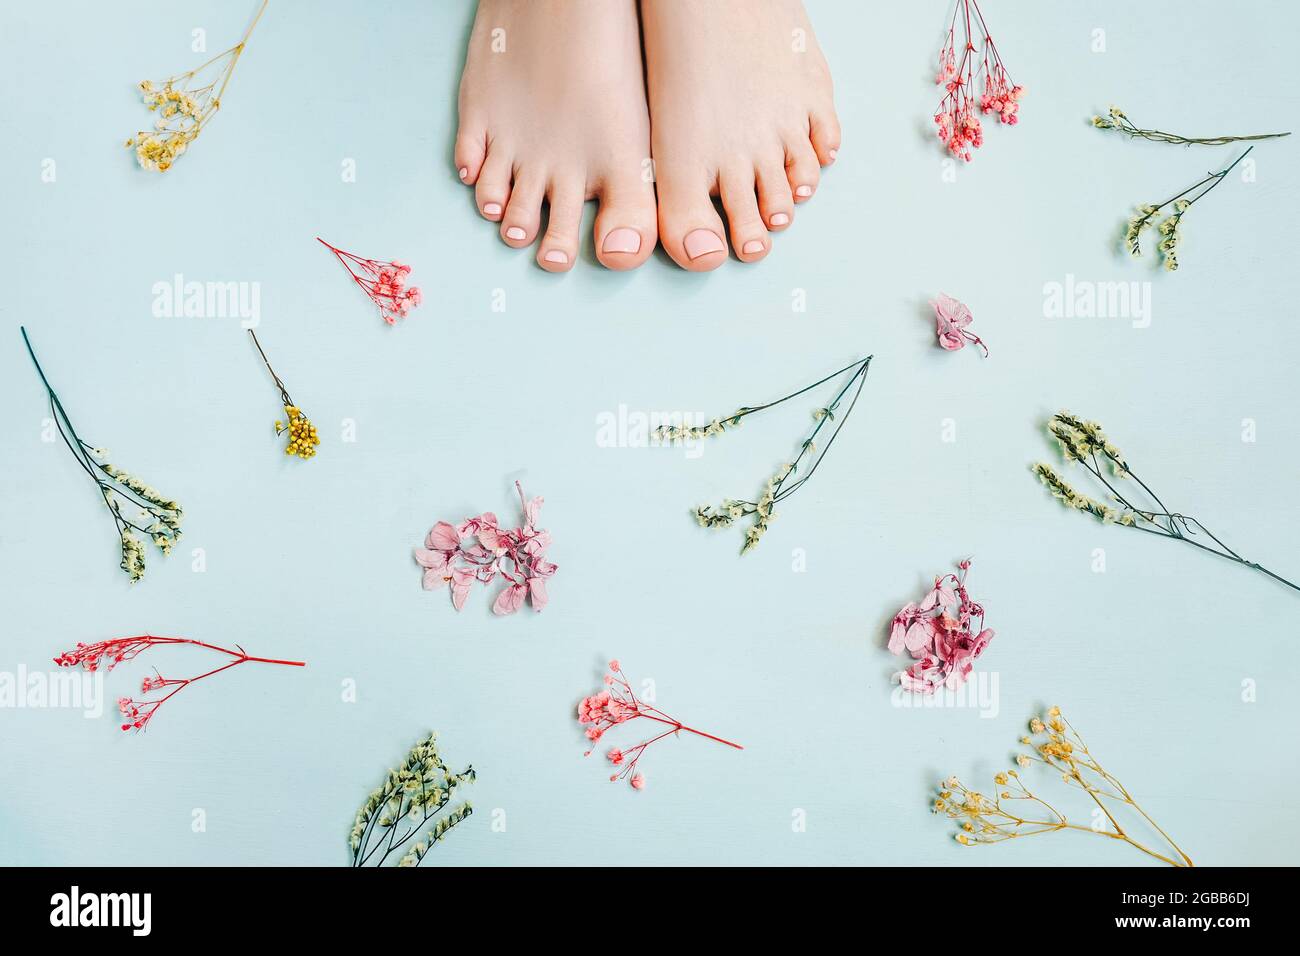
1, 0, 1297, 866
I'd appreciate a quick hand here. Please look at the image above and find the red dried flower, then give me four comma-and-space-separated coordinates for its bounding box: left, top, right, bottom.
54, 635, 305, 732
576, 660, 742, 790
317, 236, 422, 325
933, 0, 1024, 162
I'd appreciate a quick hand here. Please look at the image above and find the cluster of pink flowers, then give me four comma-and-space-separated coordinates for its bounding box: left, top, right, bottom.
933, 0, 1024, 162
415, 482, 556, 616
317, 236, 422, 325
576, 660, 743, 791
888, 560, 995, 693
930, 293, 988, 356
54, 635, 305, 732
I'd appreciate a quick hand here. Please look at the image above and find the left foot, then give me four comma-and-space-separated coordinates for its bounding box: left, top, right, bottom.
641, 0, 840, 270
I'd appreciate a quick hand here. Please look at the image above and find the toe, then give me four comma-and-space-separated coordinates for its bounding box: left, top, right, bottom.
454, 122, 488, 184
655, 167, 728, 272
719, 169, 769, 263
594, 167, 657, 271
475, 150, 512, 222
755, 161, 795, 232
538, 178, 585, 272
501, 171, 545, 248
784, 135, 821, 203
808, 108, 841, 166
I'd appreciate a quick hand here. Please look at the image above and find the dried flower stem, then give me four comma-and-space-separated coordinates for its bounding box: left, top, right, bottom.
54, 635, 304, 732
937, 707, 1192, 866
21, 326, 183, 581
1093, 105, 1289, 146
126, 0, 268, 171
349, 732, 475, 867
657, 355, 873, 553
1122, 147, 1253, 270
1034, 411, 1300, 593
248, 330, 319, 459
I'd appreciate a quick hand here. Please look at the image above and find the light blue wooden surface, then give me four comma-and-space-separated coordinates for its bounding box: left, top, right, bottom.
1, 0, 1296, 865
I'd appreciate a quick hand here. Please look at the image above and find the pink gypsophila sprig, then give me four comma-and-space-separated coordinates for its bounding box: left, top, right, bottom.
317, 236, 422, 325
54, 635, 305, 732
576, 659, 743, 791
934, 0, 1025, 162
931, 293, 988, 356
415, 481, 556, 616
887, 559, 994, 693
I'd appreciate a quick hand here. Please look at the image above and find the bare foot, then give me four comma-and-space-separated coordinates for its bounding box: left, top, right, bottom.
455, 0, 657, 272
642, 0, 840, 270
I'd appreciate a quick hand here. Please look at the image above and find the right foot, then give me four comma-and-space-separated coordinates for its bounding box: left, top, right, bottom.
454, 0, 658, 272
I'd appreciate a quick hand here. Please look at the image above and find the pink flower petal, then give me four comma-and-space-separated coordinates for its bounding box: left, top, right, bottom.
426, 522, 460, 551
527, 576, 548, 612
492, 584, 527, 616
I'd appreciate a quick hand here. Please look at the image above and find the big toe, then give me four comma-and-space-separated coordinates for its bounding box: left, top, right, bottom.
594, 167, 658, 271
655, 167, 728, 272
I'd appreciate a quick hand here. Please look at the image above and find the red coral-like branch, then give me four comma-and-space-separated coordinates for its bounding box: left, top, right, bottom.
933, 0, 1024, 162
54, 635, 305, 732
577, 660, 742, 791
317, 236, 422, 325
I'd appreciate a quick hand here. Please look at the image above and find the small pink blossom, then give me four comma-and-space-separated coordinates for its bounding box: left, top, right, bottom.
933, 1, 1024, 162
317, 237, 422, 326
930, 293, 988, 357
576, 659, 742, 792
415, 482, 556, 617
886, 560, 995, 693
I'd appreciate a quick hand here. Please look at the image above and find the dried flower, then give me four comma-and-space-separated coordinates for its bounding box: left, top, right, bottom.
54, 635, 304, 732
1033, 410, 1299, 593
317, 237, 422, 326
933, 0, 1024, 162
937, 707, 1192, 866
887, 559, 994, 692
1092, 104, 1289, 147
577, 660, 742, 790
415, 482, 556, 615
349, 731, 475, 867
930, 293, 988, 356
21, 327, 183, 582
248, 330, 320, 459
125, 1, 267, 171
1123, 147, 1254, 271
655, 355, 872, 554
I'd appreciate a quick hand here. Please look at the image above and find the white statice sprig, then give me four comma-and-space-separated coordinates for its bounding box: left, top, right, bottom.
350, 731, 475, 867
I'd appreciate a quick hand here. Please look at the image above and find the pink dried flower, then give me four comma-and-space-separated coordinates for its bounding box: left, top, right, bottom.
577, 660, 742, 791
317, 236, 422, 326
54, 635, 304, 732
930, 293, 988, 356
933, 0, 1024, 162
887, 560, 994, 693
415, 482, 557, 616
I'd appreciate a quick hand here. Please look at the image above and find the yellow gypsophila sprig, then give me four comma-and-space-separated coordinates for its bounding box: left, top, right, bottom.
936, 706, 1193, 866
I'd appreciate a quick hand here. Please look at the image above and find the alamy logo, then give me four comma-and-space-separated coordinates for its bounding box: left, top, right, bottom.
890, 670, 1000, 718
1042, 273, 1151, 328
50, 886, 151, 936
0, 665, 103, 717
595, 405, 708, 458
152, 273, 261, 328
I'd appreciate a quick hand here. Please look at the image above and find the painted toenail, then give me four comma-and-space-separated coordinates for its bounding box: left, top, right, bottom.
506, 226, 526, 241
483, 202, 502, 216
458, 167, 469, 180
828, 149, 838, 161
770, 213, 790, 227
742, 239, 765, 255
795, 185, 814, 198
684, 229, 725, 260
602, 228, 642, 255
544, 249, 569, 264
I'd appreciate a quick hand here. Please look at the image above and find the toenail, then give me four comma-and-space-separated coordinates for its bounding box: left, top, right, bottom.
602, 228, 642, 255
458, 166, 469, 180
770, 213, 790, 227
684, 229, 725, 260
483, 202, 502, 216
506, 226, 526, 241
544, 249, 569, 264
795, 185, 814, 198
742, 239, 765, 255
828, 149, 838, 161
